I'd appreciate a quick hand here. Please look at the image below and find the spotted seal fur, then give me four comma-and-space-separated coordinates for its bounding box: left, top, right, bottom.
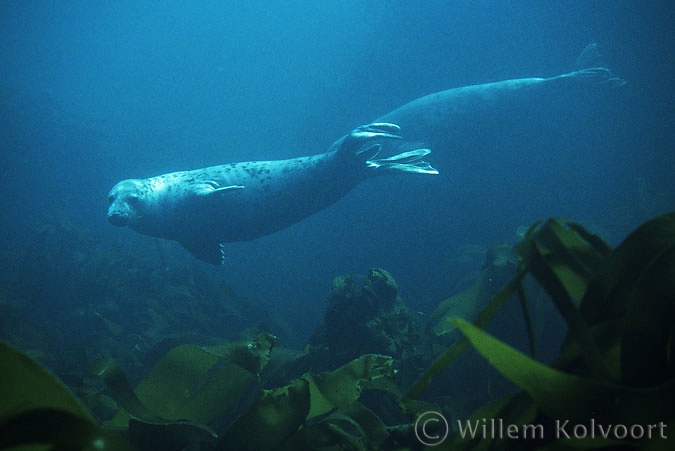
107, 123, 437, 264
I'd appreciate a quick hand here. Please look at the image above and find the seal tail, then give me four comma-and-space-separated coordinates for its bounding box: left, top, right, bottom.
361, 144, 439, 175
556, 43, 626, 87
574, 42, 605, 70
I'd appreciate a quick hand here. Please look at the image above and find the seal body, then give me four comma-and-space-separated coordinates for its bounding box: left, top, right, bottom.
374, 44, 624, 158
376, 66, 625, 156
108, 123, 437, 264
109, 45, 624, 264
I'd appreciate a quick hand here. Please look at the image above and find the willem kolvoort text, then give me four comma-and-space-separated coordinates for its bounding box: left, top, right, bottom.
456, 418, 667, 441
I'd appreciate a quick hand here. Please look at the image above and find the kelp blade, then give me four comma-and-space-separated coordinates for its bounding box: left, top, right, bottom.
108, 332, 275, 428
401, 269, 526, 405
0, 341, 131, 450
218, 354, 397, 450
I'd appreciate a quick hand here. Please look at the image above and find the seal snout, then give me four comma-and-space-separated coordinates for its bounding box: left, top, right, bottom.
107, 191, 128, 226
107, 179, 143, 228
107, 210, 128, 227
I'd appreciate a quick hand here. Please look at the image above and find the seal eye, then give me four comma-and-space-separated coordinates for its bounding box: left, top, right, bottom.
126, 195, 141, 207
108, 194, 115, 204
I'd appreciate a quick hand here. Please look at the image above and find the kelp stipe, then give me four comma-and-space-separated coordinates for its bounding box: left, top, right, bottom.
402, 213, 675, 449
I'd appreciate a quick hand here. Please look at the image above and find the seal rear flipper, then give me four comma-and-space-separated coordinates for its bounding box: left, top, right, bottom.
340, 123, 439, 175
180, 239, 226, 265
555, 43, 626, 88
574, 43, 604, 70
366, 147, 439, 175
558, 67, 626, 88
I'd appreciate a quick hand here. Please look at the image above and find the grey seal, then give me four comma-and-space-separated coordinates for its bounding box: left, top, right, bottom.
108, 123, 437, 264
375, 43, 625, 153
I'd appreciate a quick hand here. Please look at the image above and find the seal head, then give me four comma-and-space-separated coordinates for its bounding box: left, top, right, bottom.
107, 179, 151, 228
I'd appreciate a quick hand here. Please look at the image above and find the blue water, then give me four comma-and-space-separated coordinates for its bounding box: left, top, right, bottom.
1, 1, 673, 366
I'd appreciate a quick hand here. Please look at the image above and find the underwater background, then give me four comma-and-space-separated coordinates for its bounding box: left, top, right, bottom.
1, 2, 674, 445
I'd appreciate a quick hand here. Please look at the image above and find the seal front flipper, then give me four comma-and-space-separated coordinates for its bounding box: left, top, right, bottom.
194, 182, 245, 197
180, 237, 227, 265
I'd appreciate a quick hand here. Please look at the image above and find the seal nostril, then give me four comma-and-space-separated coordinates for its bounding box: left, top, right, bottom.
108, 212, 127, 226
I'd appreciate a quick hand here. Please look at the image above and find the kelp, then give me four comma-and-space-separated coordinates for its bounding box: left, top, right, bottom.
86, 348, 402, 449
405, 213, 675, 449
515, 219, 614, 382
429, 243, 517, 336
80, 332, 279, 449
0, 340, 132, 450
401, 268, 527, 406
449, 319, 674, 446
218, 354, 398, 450
82, 332, 404, 449
4, 213, 675, 450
